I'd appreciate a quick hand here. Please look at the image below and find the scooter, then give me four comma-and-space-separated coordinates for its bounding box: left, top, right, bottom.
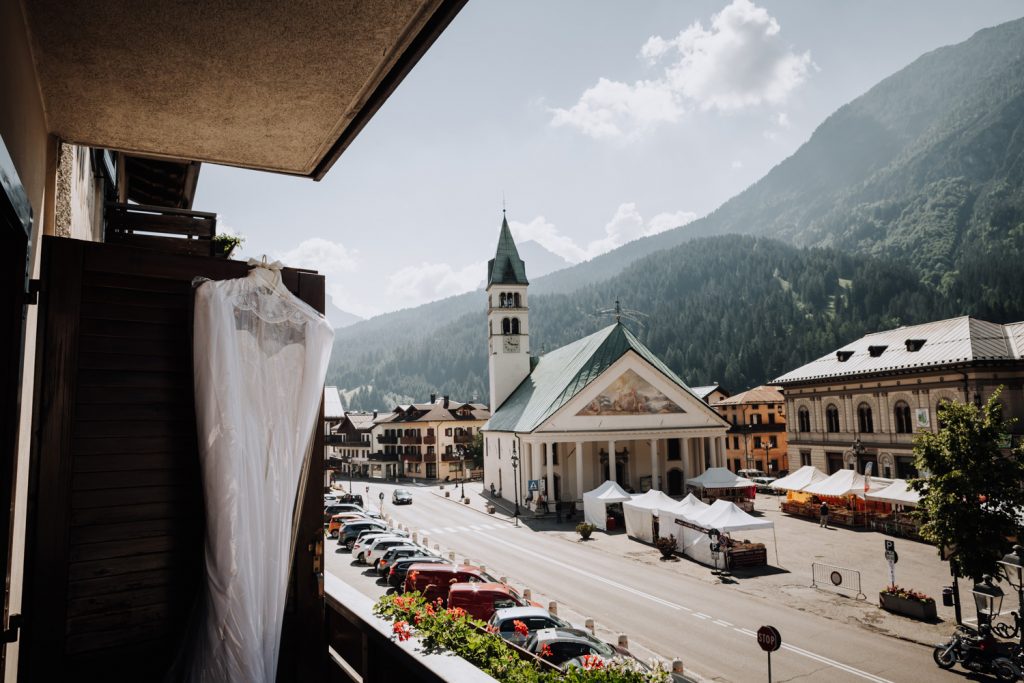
933, 625, 1017, 681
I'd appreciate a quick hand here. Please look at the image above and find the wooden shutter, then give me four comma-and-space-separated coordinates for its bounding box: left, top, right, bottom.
22, 236, 325, 681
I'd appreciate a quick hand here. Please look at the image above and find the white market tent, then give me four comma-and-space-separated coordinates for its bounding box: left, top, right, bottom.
686, 467, 755, 490
622, 489, 677, 542
658, 494, 709, 544
770, 465, 829, 492
802, 469, 890, 499
583, 480, 632, 531
865, 479, 920, 507
671, 500, 778, 566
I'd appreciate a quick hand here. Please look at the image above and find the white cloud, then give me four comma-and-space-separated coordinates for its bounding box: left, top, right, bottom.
551, 0, 812, 139
731, 160, 744, 168
277, 237, 358, 276
385, 260, 486, 307
512, 203, 697, 264
774, 112, 790, 127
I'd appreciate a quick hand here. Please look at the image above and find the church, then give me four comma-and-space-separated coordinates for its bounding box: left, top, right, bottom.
481, 215, 730, 510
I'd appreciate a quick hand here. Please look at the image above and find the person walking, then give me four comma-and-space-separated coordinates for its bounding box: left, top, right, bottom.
819, 500, 830, 528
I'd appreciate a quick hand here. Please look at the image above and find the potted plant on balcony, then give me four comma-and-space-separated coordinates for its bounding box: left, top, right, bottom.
879, 584, 937, 621
576, 522, 594, 541
656, 535, 677, 560
213, 232, 244, 259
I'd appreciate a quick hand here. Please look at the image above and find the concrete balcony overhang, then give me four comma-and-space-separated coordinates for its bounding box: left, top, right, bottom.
21, 0, 466, 179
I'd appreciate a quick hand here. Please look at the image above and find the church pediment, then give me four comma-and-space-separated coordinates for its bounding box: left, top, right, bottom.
576, 370, 685, 416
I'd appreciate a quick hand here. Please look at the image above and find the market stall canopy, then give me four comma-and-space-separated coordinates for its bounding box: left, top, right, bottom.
865, 479, 921, 507
803, 469, 891, 498
583, 480, 632, 531
686, 467, 755, 489
622, 490, 678, 542
692, 500, 775, 533
770, 465, 829, 492
664, 493, 710, 516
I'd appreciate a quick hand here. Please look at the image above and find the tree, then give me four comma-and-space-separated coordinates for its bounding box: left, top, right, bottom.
911, 390, 1024, 583
467, 431, 484, 470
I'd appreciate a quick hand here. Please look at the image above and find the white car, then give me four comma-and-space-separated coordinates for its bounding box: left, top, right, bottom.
354, 533, 408, 564
365, 538, 425, 567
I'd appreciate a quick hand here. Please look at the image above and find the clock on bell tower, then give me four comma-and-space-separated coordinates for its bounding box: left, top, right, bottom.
486, 212, 531, 412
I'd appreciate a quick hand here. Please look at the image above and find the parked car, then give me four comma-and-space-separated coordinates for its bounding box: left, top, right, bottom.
738, 468, 777, 493
392, 488, 413, 505
488, 607, 571, 647
376, 545, 430, 576
352, 532, 408, 562
402, 564, 497, 604
327, 512, 369, 538
336, 493, 365, 507
524, 628, 620, 666
364, 537, 417, 567
338, 520, 388, 550
447, 582, 538, 622
324, 503, 365, 523
388, 556, 450, 589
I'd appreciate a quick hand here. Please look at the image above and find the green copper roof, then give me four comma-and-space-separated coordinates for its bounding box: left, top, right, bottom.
487, 215, 528, 286
486, 322, 698, 433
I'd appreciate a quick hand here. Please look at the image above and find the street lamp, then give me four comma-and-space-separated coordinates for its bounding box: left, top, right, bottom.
850, 436, 866, 471
999, 545, 1024, 641
972, 575, 1005, 631
511, 442, 520, 526
456, 446, 466, 499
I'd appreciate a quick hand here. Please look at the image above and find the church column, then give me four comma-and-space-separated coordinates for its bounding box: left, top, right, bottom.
575, 440, 584, 501
680, 437, 690, 483
608, 439, 616, 483
718, 436, 727, 468
530, 442, 541, 505
546, 442, 556, 503
649, 439, 659, 491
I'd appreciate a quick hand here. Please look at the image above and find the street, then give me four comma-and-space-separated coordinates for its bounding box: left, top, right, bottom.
326, 480, 966, 683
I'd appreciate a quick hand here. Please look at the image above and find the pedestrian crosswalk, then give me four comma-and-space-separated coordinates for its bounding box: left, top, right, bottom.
423, 522, 508, 535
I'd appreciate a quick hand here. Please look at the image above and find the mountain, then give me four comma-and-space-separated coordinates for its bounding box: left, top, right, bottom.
325, 298, 364, 329
515, 240, 571, 279
331, 17, 1024, 408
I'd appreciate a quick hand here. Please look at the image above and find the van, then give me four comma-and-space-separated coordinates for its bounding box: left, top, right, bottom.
402, 564, 496, 604
446, 582, 538, 622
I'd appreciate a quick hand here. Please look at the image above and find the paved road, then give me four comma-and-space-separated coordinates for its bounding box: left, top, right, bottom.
329, 481, 961, 683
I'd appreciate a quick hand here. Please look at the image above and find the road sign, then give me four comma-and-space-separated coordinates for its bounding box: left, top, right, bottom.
710, 543, 721, 553
708, 528, 721, 539
528, 479, 539, 492
884, 540, 895, 553
757, 625, 781, 652
884, 550, 898, 564
378, 492, 385, 502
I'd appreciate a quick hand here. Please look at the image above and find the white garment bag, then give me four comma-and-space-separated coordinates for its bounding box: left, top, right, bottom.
187, 264, 333, 682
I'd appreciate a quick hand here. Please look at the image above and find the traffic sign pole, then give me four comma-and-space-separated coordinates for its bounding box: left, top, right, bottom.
767, 650, 772, 683
757, 625, 781, 683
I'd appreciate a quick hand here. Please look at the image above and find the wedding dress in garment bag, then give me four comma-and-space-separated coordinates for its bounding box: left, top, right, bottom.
187, 262, 333, 682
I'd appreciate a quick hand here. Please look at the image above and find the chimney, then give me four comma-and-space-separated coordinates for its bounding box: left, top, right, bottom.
443, 395, 449, 408
430, 393, 436, 404
372, 410, 378, 419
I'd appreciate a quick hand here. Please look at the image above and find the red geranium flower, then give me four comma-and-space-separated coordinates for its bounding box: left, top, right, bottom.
513, 619, 529, 637
581, 654, 604, 670
447, 606, 467, 618
539, 643, 553, 658
392, 620, 412, 642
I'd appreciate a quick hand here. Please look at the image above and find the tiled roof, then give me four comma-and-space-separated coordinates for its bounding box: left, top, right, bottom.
774, 316, 1024, 385
714, 385, 783, 406
487, 215, 528, 286
690, 385, 720, 401
486, 322, 700, 433
344, 412, 376, 430
373, 399, 490, 424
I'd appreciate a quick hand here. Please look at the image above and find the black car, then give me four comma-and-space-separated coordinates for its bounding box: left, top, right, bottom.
392, 488, 413, 505
338, 493, 365, 507
337, 520, 387, 550
387, 556, 450, 588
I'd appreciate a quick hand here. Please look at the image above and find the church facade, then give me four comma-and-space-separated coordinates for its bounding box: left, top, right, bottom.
481, 216, 730, 509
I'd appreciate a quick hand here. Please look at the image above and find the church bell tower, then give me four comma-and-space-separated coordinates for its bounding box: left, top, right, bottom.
486, 213, 531, 412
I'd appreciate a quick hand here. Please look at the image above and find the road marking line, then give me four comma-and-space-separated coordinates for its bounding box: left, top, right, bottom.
457, 526, 471, 532
445, 527, 458, 533
693, 613, 710, 620
714, 620, 731, 627
470, 525, 486, 531
477, 531, 894, 683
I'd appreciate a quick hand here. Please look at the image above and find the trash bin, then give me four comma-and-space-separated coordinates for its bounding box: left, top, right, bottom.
606, 515, 616, 531
942, 587, 954, 607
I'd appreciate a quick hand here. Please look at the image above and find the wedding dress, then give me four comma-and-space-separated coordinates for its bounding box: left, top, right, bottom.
187, 263, 333, 682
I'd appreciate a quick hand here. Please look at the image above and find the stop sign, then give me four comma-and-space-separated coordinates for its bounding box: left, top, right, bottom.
757, 625, 781, 653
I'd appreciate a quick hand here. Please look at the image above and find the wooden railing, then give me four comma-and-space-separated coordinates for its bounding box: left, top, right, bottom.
105, 202, 217, 256
325, 573, 497, 682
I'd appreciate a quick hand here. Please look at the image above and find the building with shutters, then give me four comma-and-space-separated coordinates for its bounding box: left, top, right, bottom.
774, 316, 1024, 478
712, 385, 789, 474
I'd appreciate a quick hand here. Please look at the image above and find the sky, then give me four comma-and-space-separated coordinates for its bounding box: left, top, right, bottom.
194, 0, 1024, 320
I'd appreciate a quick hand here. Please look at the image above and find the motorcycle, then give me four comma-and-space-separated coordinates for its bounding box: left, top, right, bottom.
933, 625, 1017, 681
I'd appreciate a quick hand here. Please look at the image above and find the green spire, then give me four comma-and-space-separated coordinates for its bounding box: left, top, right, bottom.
487, 213, 529, 286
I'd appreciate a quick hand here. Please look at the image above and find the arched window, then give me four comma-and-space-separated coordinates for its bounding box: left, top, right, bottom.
857, 403, 874, 434
893, 401, 912, 434
501, 318, 511, 335
510, 318, 520, 335
513, 292, 521, 307
825, 405, 840, 433
797, 407, 811, 433
499, 293, 507, 307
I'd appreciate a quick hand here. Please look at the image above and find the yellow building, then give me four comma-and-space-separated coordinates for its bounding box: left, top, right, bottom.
713, 386, 789, 474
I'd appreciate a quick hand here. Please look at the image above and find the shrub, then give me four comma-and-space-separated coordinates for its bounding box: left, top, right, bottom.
576, 522, 595, 539
880, 584, 934, 604
655, 536, 676, 557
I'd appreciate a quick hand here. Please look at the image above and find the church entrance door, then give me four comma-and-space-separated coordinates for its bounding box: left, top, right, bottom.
667, 469, 684, 496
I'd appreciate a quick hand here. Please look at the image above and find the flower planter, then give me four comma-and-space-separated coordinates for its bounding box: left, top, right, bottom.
879, 592, 937, 621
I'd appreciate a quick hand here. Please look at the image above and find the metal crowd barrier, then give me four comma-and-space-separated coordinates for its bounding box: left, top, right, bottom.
811, 562, 866, 599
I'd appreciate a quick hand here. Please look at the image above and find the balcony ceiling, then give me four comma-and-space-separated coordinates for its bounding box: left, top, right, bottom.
22, 0, 465, 179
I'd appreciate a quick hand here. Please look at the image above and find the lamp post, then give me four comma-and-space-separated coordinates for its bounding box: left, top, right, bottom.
457, 446, 466, 499
850, 436, 866, 471
999, 545, 1024, 643
972, 575, 1005, 632
511, 442, 520, 526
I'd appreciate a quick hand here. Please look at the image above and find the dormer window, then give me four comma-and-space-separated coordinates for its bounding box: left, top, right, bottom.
905, 339, 925, 352
868, 345, 887, 357
836, 350, 854, 362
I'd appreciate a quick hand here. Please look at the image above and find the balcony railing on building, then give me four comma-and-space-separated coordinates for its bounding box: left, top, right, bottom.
453, 433, 473, 444
423, 435, 436, 445
377, 435, 398, 444
401, 434, 422, 445
105, 202, 217, 256
401, 452, 423, 462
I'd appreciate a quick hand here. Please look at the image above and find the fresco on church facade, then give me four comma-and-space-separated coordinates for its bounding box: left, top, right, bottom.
577, 370, 685, 416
